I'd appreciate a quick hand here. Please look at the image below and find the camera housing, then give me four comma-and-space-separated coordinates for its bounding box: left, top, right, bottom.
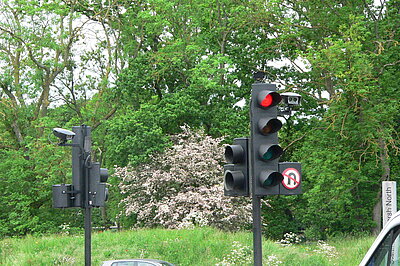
280, 92, 302, 106
53, 128, 76, 142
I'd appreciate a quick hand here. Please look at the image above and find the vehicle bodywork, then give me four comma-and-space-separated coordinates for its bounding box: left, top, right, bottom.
360, 211, 400, 265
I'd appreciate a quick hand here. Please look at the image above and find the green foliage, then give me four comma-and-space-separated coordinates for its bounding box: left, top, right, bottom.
261, 0, 400, 238
105, 106, 169, 167
0, 139, 74, 236
262, 197, 304, 240
296, 126, 379, 239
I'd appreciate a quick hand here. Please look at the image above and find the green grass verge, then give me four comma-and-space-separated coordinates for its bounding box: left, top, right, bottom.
0, 227, 375, 265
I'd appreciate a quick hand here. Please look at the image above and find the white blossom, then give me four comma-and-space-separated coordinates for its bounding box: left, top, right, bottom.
114, 126, 251, 230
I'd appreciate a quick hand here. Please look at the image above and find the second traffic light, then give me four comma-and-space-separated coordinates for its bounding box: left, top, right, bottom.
224, 138, 249, 197
250, 83, 284, 196
52, 125, 109, 208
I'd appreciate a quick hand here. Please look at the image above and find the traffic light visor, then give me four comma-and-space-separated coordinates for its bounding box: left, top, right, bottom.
257, 91, 281, 108
225, 145, 244, 164
258, 118, 282, 135
100, 168, 108, 183
259, 144, 283, 161
259, 171, 283, 187
224, 170, 245, 191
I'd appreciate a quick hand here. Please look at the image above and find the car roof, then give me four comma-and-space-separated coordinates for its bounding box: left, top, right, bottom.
102, 259, 174, 266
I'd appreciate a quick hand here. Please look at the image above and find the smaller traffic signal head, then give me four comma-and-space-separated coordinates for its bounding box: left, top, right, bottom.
225, 144, 244, 164
223, 138, 249, 197
100, 168, 108, 183
224, 169, 245, 191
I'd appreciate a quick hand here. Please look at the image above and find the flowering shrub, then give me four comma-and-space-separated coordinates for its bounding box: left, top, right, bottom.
115, 126, 252, 230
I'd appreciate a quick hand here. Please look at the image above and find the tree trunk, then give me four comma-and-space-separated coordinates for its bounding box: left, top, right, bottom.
372, 191, 382, 235
372, 135, 391, 234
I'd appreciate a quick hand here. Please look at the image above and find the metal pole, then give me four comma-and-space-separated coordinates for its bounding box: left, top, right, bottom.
84, 164, 91, 266
84, 206, 92, 266
252, 195, 263, 266
83, 125, 92, 266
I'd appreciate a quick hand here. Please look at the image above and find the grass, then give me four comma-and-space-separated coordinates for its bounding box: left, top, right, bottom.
0, 227, 375, 265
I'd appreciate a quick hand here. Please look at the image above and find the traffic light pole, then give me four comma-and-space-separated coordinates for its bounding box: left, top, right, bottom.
84, 207, 92, 266
82, 126, 92, 266
52, 125, 109, 266
252, 195, 263, 266
84, 161, 91, 266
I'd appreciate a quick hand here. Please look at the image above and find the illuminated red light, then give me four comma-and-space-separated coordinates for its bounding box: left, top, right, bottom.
261, 94, 273, 107
257, 90, 281, 108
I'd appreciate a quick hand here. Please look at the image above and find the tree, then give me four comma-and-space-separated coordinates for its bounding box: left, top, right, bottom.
0, 0, 121, 235
263, 0, 400, 237
115, 126, 252, 230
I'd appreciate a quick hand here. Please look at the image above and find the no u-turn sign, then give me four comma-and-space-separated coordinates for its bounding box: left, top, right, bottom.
278, 162, 302, 195
282, 168, 301, 189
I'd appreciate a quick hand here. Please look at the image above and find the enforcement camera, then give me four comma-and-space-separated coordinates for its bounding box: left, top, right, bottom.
53, 128, 75, 142
280, 92, 302, 106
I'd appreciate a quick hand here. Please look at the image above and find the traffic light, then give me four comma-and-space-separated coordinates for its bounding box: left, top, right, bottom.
52, 125, 109, 208
224, 137, 249, 197
250, 83, 284, 196
52, 126, 89, 208
88, 162, 109, 207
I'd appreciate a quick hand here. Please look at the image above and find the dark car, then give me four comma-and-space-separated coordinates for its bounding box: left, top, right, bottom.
101, 259, 175, 266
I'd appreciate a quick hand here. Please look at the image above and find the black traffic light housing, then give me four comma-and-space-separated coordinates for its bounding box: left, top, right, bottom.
70, 125, 88, 207
224, 137, 249, 197
52, 125, 109, 208
88, 162, 109, 207
52, 184, 74, 208
250, 83, 284, 196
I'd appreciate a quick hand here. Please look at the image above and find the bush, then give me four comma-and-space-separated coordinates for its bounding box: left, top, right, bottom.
115, 126, 252, 230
